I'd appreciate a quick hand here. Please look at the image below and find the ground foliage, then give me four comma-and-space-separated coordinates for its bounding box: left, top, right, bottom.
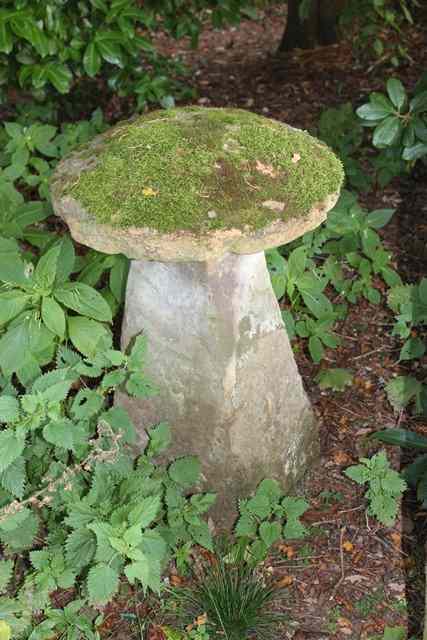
0, 1, 426, 639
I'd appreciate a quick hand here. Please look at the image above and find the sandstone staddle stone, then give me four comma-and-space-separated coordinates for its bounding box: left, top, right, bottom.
50, 106, 344, 525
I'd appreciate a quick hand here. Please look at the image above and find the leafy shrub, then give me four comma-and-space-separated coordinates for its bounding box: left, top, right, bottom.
344, 451, 407, 525
234, 479, 309, 563
357, 75, 427, 168
0, 336, 216, 636
267, 190, 398, 362
0, 0, 252, 108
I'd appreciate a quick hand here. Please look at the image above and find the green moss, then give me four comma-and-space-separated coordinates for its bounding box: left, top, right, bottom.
66, 107, 344, 233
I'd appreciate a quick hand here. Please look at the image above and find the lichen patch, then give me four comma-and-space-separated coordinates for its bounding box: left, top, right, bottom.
61, 107, 344, 234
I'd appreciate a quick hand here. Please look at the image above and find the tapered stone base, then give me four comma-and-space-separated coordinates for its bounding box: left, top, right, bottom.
117, 252, 319, 527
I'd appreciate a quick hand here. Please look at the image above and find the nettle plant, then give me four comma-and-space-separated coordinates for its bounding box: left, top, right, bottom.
0, 336, 216, 637
0, 232, 129, 386
344, 451, 407, 526
266, 190, 399, 362
234, 479, 310, 563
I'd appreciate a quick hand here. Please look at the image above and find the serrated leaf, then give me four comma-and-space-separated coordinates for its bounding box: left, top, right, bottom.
68, 316, 111, 357
41, 296, 65, 338
282, 497, 309, 539
0, 291, 29, 328
247, 494, 271, 520
0, 561, 13, 594
147, 422, 171, 456
168, 456, 200, 487
0, 430, 25, 473
129, 495, 161, 528
65, 529, 96, 571
399, 337, 425, 361
34, 244, 61, 292
187, 520, 213, 551
259, 521, 281, 547
386, 376, 423, 411
315, 368, 353, 392
87, 563, 119, 605
43, 419, 74, 450
54, 282, 112, 322
0, 510, 38, 551
383, 627, 406, 640
234, 513, 257, 537
0, 397, 20, 423
0, 457, 26, 498
190, 493, 216, 514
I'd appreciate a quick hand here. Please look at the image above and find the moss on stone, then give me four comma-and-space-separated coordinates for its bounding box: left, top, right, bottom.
66, 107, 344, 234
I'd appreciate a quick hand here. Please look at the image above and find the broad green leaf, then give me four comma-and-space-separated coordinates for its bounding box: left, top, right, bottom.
83, 42, 102, 77
386, 78, 406, 110
402, 143, 427, 161
54, 282, 112, 322
109, 255, 129, 302
46, 63, 72, 94
386, 376, 423, 411
68, 316, 111, 357
373, 116, 402, 147
0, 457, 26, 499
128, 495, 160, 528
187, 520, 213, 551
43, 419, 74, 450
147, 422, 171, 456
34, 245, 61, 292
366, 208, 395, 229
259, 521, 281, 547
54, 235, 76, 285
315, 368, 353, 392
65, 529, 96, 570
41, 296, 65, 337
87, 564, 119, 605
372, 428, 427, 451
0, 254, 31, 287
399, 337, 425, 361
190, 493, 216, 514
282, 497, 309, 539
124, 555, 161, 593
0, 396, 20, 422
356, 103, 394, 120
0, 621, 11, 640
168, 456, 200, 487
0, 430, 25, 473
383, 627, 406, 640
308, 335, 324, 363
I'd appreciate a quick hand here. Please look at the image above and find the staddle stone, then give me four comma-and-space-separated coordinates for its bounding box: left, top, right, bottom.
50, 106, 344, 525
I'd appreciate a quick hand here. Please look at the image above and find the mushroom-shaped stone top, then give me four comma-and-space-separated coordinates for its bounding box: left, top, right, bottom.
51, 107, 344, 261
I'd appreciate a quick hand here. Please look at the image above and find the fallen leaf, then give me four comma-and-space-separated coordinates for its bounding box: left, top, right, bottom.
169, 574, 184, 587
142, 186, 158, 197
255, 159, 278, 177
342, 541, 354, 552
196, 613, 208, 626
278, 544, 295, 558
334, 450, 351, 465
390, 532, 402, 547
337, 617, 352, 627
291, 153, 301, 163
276, 575, 294, 587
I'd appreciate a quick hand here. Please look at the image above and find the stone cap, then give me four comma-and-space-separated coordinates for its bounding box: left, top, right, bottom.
50, 107, 344, 262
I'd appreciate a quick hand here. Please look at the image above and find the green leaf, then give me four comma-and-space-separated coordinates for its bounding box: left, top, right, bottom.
87, 563, 119, 605
344, 464, 369, 485
373, 116, 402, 147
259, 521, 281, 548
0, 430, 25, 473
34, 244, 61, 292
168, 456, 200, 487
83, 42, 102, 77
315, 368, 353, 392
190, 493, 216, 514
0, 621, 11, 640
43, 419, 74, 450
383, 627, 406, 640
357, 103, 394, 120
0, 396, 20, 422
282, 497, 309, 539
41, 296, 66, 338
128, 495, 160, 528
68, 316, 111, 357
386, 78, 406, 110
372, 428, 427, 451
366, 208, 395, 229
0, 291, 28, 328
124, 555, 161, 593
0, 560, 13, 594
187, 520, 213, 551
399, 337, 425, 361
109, 255, 129, 302
402, 143, 427, 161
147, 422, 171, 456
0, 458, 26, 499
0, 253, 31, 288
54, 282, 112, 322
46, 63, 72, 94
65, 529, 96, 571
308, 335, 324, 363
386, 376, 423, 411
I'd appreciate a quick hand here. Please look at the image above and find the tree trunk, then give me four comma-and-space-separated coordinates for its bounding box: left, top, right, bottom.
278, 0, 341, 53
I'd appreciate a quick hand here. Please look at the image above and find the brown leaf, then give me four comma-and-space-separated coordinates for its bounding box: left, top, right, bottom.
342, 541, 354, 552
276, 575, 294, 587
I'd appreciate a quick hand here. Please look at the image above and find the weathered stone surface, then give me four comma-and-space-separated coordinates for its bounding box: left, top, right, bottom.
50, 107, 343, 262
117, 252, 319, 525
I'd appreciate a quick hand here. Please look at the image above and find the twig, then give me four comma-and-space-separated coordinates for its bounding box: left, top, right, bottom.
329, 526, 346, 600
